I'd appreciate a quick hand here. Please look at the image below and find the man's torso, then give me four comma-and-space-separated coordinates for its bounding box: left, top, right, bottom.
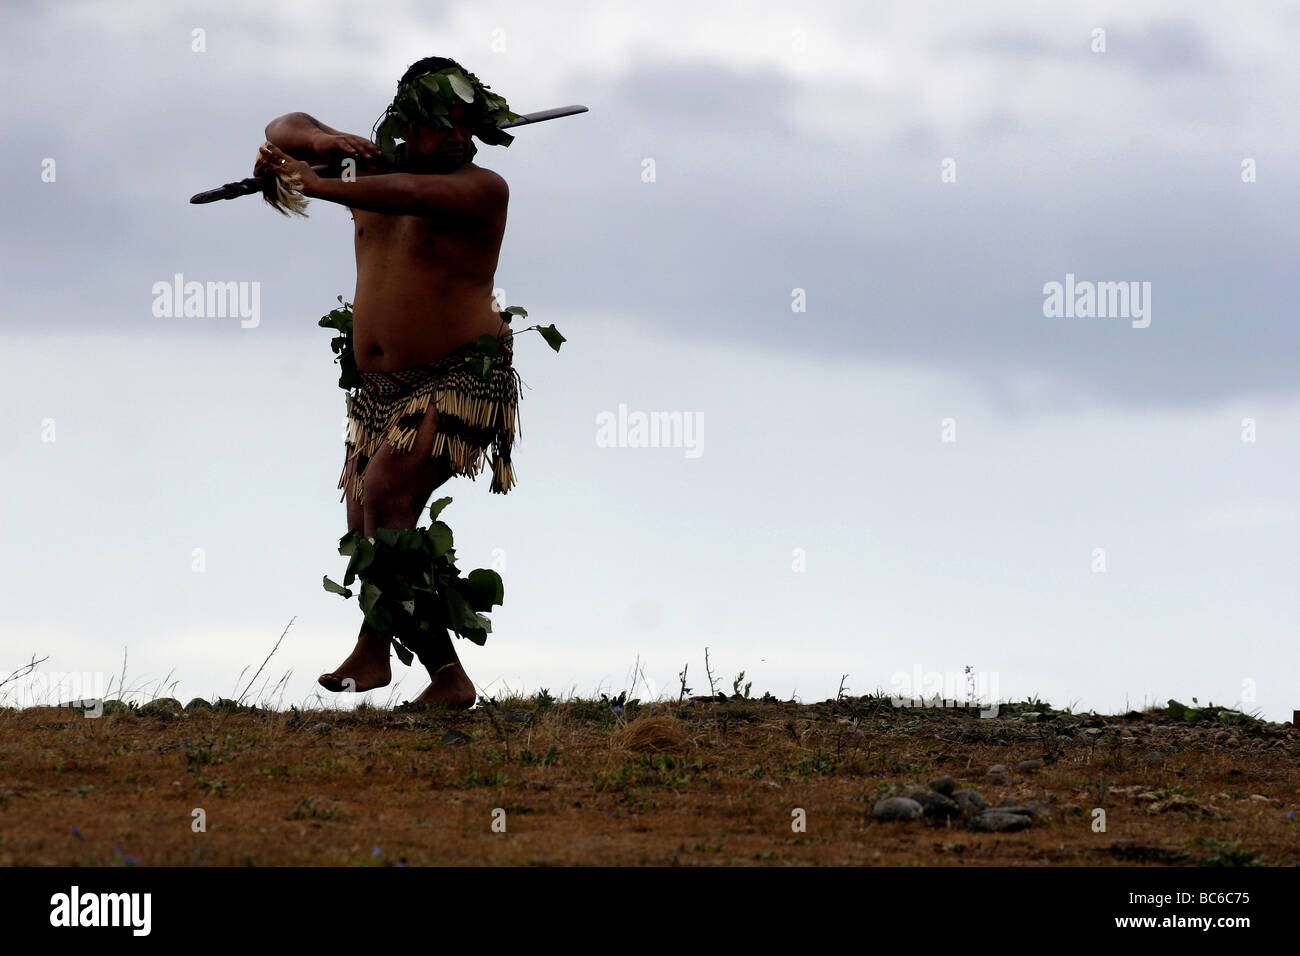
350, 164, 508, 372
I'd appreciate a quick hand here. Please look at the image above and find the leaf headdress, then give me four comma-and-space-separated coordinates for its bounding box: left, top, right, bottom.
371, 66, 520, 164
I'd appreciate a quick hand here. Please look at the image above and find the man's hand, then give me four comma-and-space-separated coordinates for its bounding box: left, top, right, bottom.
257, 142, 322, 194
311, 131, 384, 167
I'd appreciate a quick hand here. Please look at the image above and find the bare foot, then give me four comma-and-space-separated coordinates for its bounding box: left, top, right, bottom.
318, 633, 392, 692
404, 661, 476, 710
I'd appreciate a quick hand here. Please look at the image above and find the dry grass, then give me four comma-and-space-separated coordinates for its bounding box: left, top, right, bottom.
1, 695, 1296, 866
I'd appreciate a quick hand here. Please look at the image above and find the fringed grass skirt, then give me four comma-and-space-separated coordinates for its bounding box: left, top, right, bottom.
338, 338, 521, 503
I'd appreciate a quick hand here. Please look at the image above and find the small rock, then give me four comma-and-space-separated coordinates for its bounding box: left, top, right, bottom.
1020, 712, 1042, 723
914, 791, 962, 821
1015, 758, 1044, 772
877, 783, 960, 819
872, 797, 924, 822
928, 775, 956, 796
140, 698, 184, 717
968, 810, 1032, 832
992, 803, 1051, 822
310, 722, 333, 735
1023, 801, 1053, 822
986, 764, 1011, 785
440, 729, 472, 746
184, 698, 212, 712
101, 700, 132, 715
881, 782, 931, 800
952, 789, 987, 813
1083, 727, 1104, 738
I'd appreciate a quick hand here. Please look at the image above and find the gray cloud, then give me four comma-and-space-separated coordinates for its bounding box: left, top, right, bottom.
2, 6, 1296, 416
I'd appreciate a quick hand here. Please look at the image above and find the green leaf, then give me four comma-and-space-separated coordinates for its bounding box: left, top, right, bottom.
354, 537, 376, 573
363, 605, 392, 636
428, 496, 453, 521
446, 71, 476, 103
501, 306, 528, 321
463, 354, 492, 381
464, 568, 505, 609
338, 532, 360, 557
391, 638, 415, 667
444, 588, 489, 642
322, 575, 352, 598
538, 324, 566, 352
359, 581, 382, 614
474, 334, 501, 355
427, 521, 454, 557
395, 528, 425, 550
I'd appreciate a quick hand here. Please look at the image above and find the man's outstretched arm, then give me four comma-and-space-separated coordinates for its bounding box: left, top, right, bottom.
257, 141, 506, 222
264, 112, 383, 165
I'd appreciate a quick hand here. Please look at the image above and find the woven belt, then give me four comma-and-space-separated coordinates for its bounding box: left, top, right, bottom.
360, 337, 513, 399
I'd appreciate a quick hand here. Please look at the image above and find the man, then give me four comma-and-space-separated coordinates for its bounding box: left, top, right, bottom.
259, 56, 516, 708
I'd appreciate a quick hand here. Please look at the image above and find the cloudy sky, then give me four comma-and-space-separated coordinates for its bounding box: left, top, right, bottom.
3, 0, 1297, 720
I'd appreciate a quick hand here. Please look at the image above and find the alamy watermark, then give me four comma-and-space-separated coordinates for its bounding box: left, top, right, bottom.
1042, 272, 1150, 328
9, 670, 106, 717
152, 273, 260, 328
596, 403, 703, 458
890, 665, 1000, 718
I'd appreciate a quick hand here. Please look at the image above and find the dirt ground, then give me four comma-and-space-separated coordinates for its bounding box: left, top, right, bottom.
2, 694, 1296, 866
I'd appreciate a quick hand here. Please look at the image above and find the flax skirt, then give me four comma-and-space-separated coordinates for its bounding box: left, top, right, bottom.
338, 339, 521, 503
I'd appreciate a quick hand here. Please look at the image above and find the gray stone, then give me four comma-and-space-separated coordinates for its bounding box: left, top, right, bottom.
184, 698, 212, 712
878, 783, 960, 820
1020, 712, 1042, 723
880, 782, 931, 800
872, 797, 924, 822
927, 775, 956, 796
986, 764, 1011, 784
441, 729, 472, 746
141, 697, 184, 716
968, 810, 1032, 832
1016, 758, 1044, 772
916, 791, 962, 821
310, 722, 333, 735
952, 789, 987, 813
1023, 801, 1053, 822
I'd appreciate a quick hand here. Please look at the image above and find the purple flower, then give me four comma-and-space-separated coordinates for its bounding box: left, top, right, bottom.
372, 846, 383, 856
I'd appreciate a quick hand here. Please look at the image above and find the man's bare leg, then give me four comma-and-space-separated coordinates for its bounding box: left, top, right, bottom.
406, 630, 477, 709
320, 401, 477, 707
319, 487, 393, 692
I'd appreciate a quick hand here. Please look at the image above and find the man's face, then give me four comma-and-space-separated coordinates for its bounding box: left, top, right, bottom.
403, 99, 474, 173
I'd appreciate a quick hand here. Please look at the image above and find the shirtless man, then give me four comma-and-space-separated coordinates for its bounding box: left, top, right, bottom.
259, 57, 511, 708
